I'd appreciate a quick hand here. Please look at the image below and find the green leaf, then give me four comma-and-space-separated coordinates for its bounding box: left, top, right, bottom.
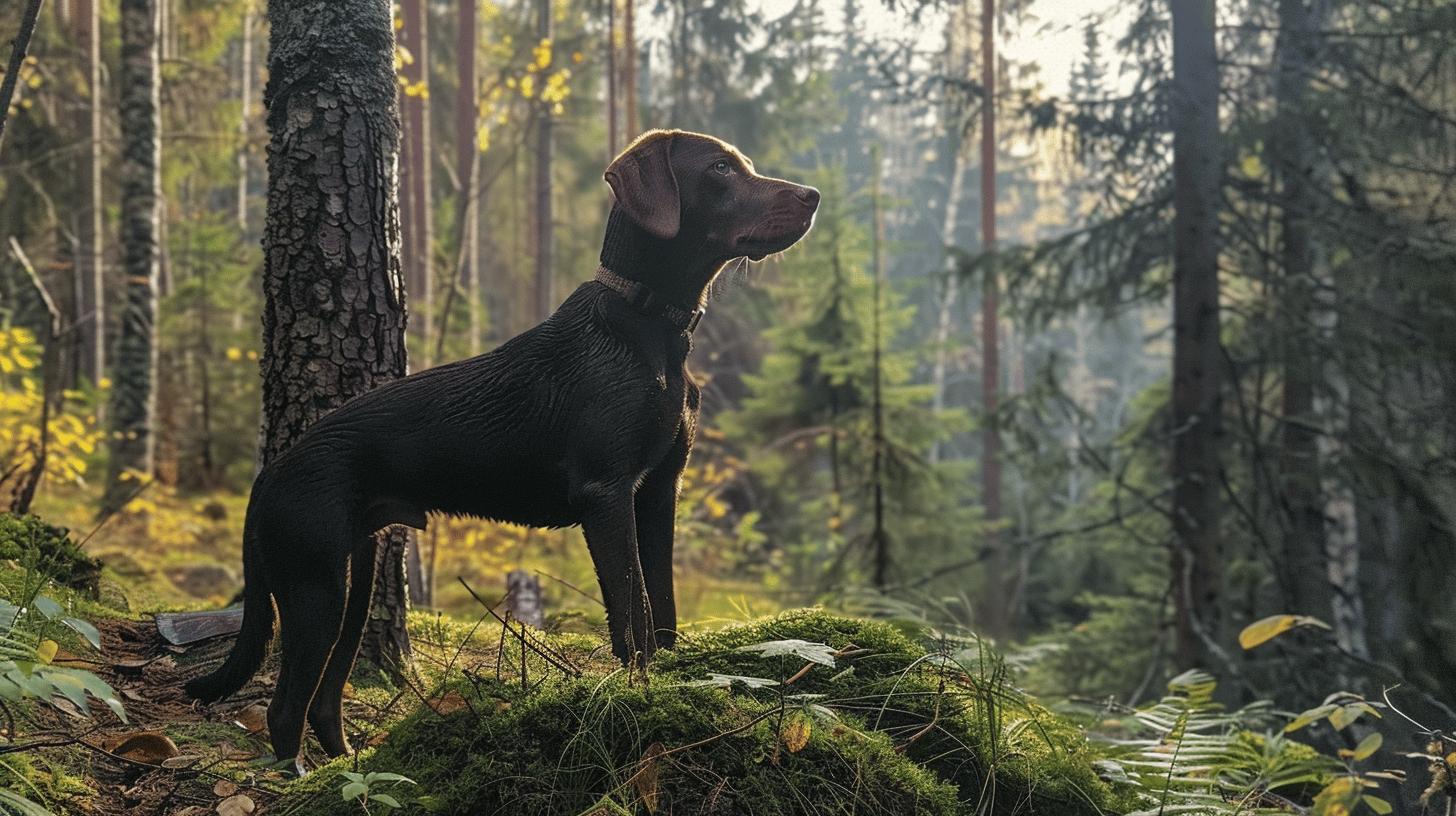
1238, 614, 1329, 650
365, 772, 415, 785
0, 787, 57, 816
1362, 795, 1393, 814
1286, 704, 1336, 733
683, 673, 778, 689
1351, 732, 1382, 761
735, 639, 837, 667
60, 617, 101, 650
47, 671, 91, 714
340, 781, 367, 801
31, 596, 62, 620
370, 793, 402, 809
0, 601, 21, 630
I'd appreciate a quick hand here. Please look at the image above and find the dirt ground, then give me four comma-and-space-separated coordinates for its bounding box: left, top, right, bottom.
45, 618, 293, 816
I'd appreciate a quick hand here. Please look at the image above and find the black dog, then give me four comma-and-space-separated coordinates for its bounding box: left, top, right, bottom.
185, 129, 820, 771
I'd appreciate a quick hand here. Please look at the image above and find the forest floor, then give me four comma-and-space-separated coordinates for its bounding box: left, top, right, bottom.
24, 600, 1142, 816
37, 616, 289, 816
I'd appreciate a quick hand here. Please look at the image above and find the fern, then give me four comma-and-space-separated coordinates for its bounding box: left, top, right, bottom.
1109, 670, 1337, 815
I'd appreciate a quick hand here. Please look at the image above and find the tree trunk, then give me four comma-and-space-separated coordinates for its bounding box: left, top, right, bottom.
928, 3, 972, 466
978, 0, 1006, 638
1273, 0, 1339, 628
261, 0, 413, 672
456, 0, 480, 359
0, 0, 45, 156
400, 0, 433, 367
236, 0, 254, 235
607, 0, 618, 157
101, 0, 161, 515
397, 0, 432, 606
623, 0, 637, 137
74, 0, 105, 387
1168, 0, 1224, 670
533, 0, 553, 322
869, 145, 890, 588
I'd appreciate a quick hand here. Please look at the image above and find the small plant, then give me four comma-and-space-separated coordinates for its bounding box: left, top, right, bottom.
0, 579, 122, 815
338, 771, 415, 813
0, 592, 123, 721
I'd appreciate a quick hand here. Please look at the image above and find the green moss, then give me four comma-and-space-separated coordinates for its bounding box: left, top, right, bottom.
277, 610, 1128, 815
0, 513, 102, 596
0, 742, 91, 811
280, 675, 957, 816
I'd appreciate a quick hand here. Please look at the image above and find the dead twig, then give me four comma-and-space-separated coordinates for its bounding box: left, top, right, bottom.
458, 576, 581, 677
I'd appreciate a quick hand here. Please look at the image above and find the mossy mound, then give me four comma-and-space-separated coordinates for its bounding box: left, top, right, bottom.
0, 512, 102, 595
277, 610, 1132, 816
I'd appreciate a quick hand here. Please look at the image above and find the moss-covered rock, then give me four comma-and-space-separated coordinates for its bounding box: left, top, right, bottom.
276, 609, 1132, 815
0, 512, 102, 595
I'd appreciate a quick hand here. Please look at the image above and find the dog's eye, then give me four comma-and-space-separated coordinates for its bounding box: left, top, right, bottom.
712, 160, 732, 176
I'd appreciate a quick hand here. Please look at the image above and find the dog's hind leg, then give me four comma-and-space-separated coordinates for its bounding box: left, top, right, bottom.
307, 532, 378, 757
267, 550, 348, 773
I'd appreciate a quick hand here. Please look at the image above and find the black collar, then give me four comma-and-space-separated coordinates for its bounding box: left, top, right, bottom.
594, 266, 704, 334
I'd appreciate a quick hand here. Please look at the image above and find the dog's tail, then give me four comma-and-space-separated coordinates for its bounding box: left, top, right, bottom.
185, 519, 273, 704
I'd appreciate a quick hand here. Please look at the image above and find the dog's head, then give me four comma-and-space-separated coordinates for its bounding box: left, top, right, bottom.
604, 130, 820, 262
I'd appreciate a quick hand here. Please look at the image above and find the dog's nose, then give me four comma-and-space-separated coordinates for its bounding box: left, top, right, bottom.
795, 186, 821, 209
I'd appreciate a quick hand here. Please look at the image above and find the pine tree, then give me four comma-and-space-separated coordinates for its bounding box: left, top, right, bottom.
259, 0, 413, 672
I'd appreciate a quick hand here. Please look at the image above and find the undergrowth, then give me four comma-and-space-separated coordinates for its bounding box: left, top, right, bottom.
277, 609, 1132, 816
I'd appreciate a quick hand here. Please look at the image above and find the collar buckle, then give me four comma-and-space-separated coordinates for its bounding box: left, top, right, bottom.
684, 309, 703, 333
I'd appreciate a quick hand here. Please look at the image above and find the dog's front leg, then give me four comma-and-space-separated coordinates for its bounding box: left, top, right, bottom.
574, 481, 653, 665
636, 429, 691, 652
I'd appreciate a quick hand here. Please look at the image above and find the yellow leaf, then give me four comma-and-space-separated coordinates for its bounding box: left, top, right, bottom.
37, 639, 58, 664
782, 713, 811, 753
1238, 614, 1329, 650
1240, 152, 1266, 178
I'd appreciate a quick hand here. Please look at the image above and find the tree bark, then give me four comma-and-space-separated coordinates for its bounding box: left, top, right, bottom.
101, 0, 161, 515
261, 0, 412, 672
1168, 0, 1224, 670
533, 0, 553, 322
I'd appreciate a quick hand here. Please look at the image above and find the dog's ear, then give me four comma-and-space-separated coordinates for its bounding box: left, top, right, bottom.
604, 133, 680, 240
